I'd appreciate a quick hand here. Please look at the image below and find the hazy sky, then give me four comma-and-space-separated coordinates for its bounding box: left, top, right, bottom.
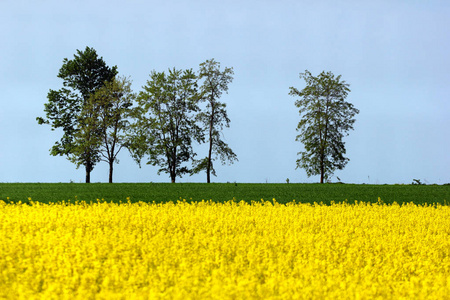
1, 0, 449, 184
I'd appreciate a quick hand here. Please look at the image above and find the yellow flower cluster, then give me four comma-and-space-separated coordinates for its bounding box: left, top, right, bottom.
0, 199, 449, 299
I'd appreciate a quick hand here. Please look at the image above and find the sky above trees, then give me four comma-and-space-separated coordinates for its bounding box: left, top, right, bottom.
1, 0, 449, 184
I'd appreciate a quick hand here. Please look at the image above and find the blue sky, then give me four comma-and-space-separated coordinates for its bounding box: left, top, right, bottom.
1, 0, 449, 184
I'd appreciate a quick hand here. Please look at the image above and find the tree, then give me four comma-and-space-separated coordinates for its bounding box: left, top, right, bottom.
192, 59, 237, 183
289, 70, 359, 183
37, 47, 117, 183
80, 76, 136, 183
131, 68, 202, 183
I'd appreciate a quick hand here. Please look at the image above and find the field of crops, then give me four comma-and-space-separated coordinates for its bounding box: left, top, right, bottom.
0, 182, 449, 205
1, 196, 450, 299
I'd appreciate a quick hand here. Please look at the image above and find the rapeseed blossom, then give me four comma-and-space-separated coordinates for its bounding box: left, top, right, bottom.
0, 199, 449, 299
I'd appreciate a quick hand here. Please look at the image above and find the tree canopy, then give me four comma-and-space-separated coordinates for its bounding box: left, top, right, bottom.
193, 59, 237, 183
37, 47, 118, 183
289, 70, 359, 183
80, 76, 136, 183
130, 68, 202, 183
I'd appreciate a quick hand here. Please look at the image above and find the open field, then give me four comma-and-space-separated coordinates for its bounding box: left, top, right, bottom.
1, 199, 449, 299
0, 182, 449, 205
1, 183, 449, 298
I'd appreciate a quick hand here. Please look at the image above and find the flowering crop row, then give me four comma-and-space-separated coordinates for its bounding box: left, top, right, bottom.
0, 199, 449, 299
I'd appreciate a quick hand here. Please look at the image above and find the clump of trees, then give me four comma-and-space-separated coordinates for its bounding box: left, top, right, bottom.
37, 47, 237, 183
38, 48, 360, 184
37, 47, 118, 183
84, 76, 136, 183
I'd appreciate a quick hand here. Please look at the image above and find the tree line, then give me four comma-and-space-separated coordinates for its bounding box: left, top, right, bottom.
37, 47, 237, 183
37, 47, 358, 184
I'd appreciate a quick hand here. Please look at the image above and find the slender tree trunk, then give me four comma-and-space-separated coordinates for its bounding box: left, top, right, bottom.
170, 165, 176, 183
207, 135, 212, 183
317, 103, 324, 184
85, 164, 91, 183
207, 120, 213, 184
320, 167, 324, 183
109, 161, 113, 183
171, 151, 176, 183
321, 97, 330, 184
319, 148, 325, 184
109, 139, 115, 184
206, 108, 215, 183
206, 158, 211, 183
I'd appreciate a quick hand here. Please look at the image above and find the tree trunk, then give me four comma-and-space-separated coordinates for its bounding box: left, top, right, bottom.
85, 164, 91, 183
170, 162, 176, 183
109, 161, 113, 183
171, 154, 176, 183
321, 104, 329, 184
206, 131, 213, 184
206, 109, 214, 184
320, 151, 325, 184
206, 166, 211, 183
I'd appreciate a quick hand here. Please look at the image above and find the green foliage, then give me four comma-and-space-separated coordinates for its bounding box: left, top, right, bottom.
37, 47, 118, 183
192, 157, 216, 177
78, 76, 137, 183
193, 59, 237, 183
37, 55, 240, 183
1, 183, 448, 206
130, 68, 202, 183
290, 70, 359, 183
67, 102, 102, 175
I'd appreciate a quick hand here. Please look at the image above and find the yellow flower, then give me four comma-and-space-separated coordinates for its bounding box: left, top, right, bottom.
0, 200, 448, 298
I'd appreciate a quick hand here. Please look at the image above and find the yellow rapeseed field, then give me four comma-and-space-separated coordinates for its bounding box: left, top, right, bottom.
0, 198, 449, 299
